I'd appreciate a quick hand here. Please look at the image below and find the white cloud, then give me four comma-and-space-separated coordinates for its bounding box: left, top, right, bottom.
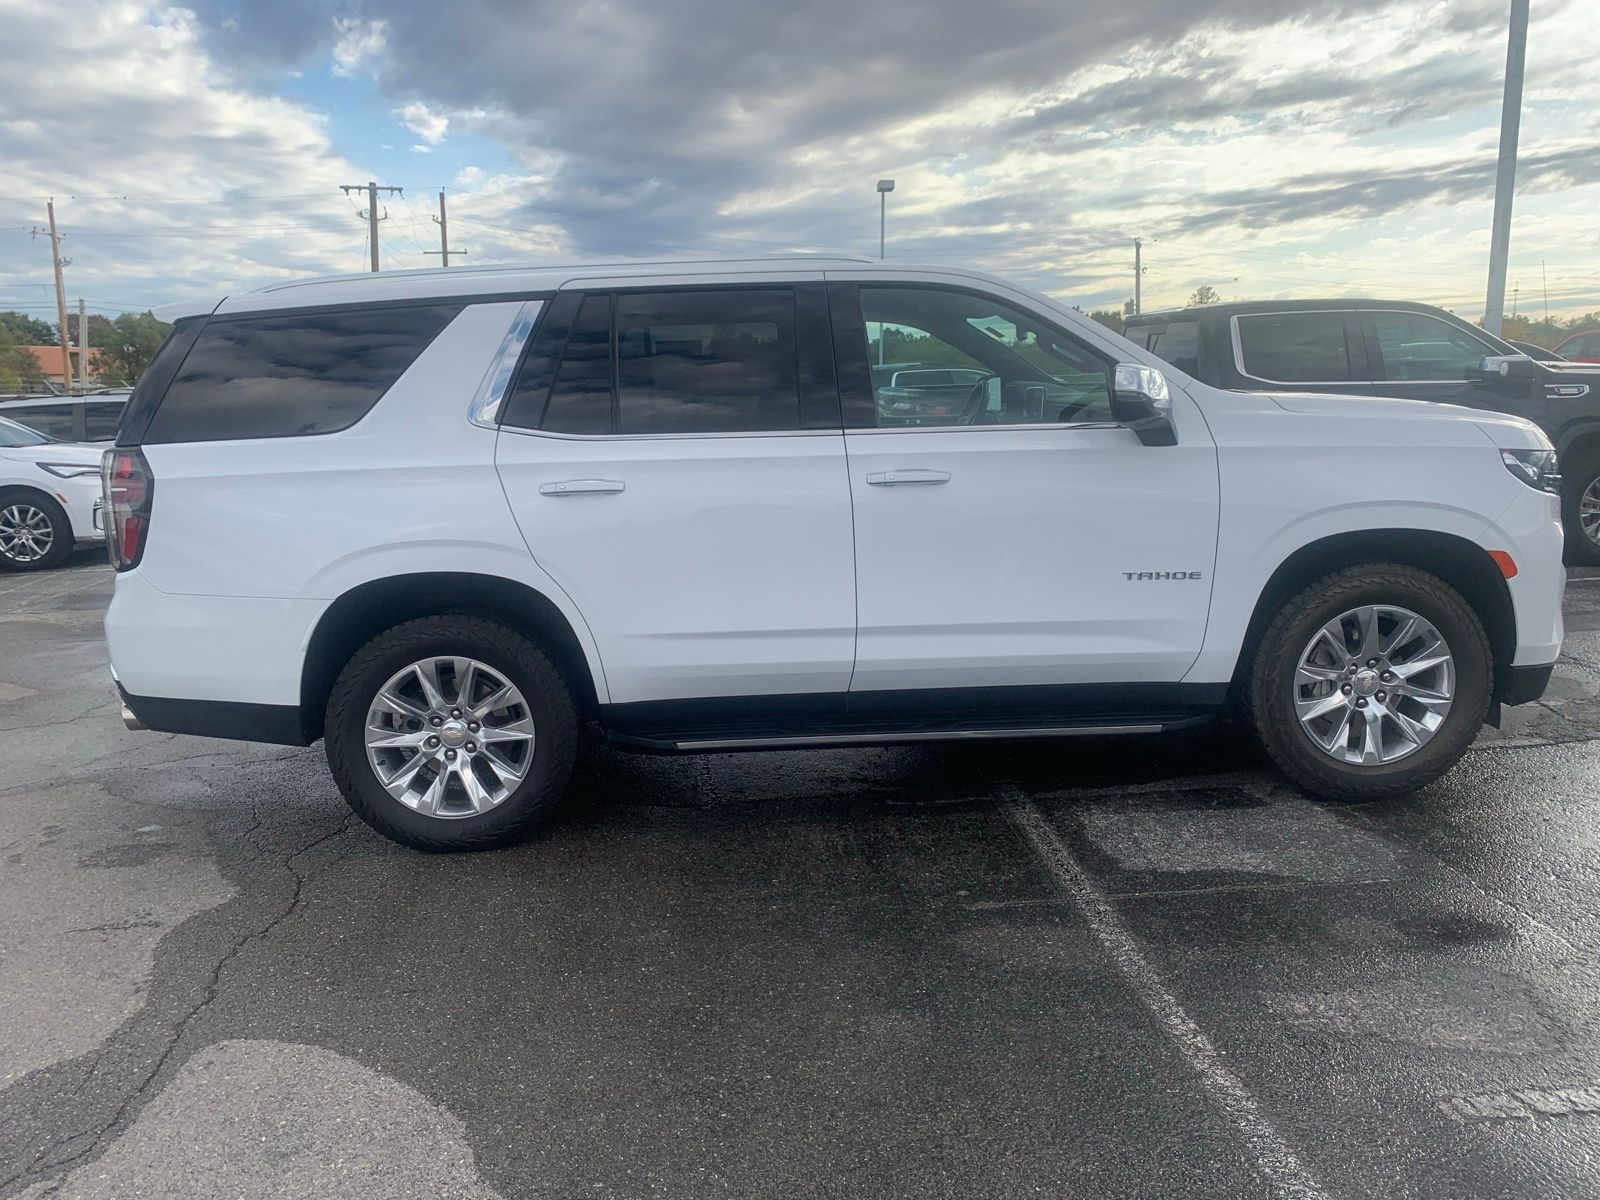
331, 16, 386, 78
397, 100, 448, 145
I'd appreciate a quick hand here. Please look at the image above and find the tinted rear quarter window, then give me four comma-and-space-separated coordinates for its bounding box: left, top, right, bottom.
1235, 312, 1356, 383
143, 303, 460, 444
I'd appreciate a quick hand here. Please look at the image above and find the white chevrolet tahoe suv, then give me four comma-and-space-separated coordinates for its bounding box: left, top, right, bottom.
103, 259, 1565, 851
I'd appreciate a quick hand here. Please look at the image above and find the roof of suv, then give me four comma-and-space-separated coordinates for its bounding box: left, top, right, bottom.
169, 256, 1045, 319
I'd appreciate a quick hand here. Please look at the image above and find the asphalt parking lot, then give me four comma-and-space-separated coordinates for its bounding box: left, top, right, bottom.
4, 554, 1600, 1199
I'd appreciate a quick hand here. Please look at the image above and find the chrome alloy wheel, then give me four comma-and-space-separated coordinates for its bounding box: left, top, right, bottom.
364, 657, 535, 818
1293, 605, 1455, 766
1580, 476, 1600, 546
0, 504, 54, 563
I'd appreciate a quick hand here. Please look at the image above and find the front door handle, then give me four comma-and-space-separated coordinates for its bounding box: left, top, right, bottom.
865, 469, 950, 486
539, 479, 626, 496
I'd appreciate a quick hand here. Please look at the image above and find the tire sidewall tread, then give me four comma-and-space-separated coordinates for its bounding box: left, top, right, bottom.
0, 491, 74, 573
325, 615, 578, 851
1247, 564, 1492, 800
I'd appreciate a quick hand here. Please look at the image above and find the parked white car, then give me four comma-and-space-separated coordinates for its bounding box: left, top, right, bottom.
103, 259, 1564, 850
0, 415, 104, 571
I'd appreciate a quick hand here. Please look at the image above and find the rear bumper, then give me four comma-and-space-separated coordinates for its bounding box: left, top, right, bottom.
117, 682, 311, 746
1500, 662, 1555, 706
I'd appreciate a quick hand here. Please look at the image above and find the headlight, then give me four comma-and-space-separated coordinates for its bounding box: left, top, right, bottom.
36, 462, 101, 479
1501, 448, 1560, 493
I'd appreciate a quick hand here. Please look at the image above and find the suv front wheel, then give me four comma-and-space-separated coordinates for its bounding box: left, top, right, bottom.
1560, 453, 1600, 566
325, 616, 578, 851
1246, 565, 1491, 799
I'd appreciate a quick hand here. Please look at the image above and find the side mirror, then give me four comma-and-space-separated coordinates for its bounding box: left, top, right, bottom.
1111, 363, 1177, 446
1475, 354, 1539, 381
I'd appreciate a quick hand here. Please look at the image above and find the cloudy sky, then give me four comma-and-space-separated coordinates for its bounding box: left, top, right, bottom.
2, 0, 1597, 325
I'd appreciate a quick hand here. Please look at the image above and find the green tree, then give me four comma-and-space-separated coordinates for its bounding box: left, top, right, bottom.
97, 311, 171, 385
1187, 284, 1221, 307
0, 311, 59, 344
0, 325, 45, 393
1087, 309, 1125, 335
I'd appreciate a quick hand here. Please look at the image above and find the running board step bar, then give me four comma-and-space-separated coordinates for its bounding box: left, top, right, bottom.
610, 716, 1211, 754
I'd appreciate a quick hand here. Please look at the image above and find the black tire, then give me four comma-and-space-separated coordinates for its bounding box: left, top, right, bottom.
325, 616, 578, 851
1560, 452, 1600, 566
1245, 564, 1492, 800
0, 490, 74, 573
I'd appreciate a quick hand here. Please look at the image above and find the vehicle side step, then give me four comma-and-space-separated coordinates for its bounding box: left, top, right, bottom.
608, 714, 1212, 753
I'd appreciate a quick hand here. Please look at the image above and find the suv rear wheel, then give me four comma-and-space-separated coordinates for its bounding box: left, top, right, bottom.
325, 616, 578, 851
0, 491, 73, 572
1246, 565, 1491, 799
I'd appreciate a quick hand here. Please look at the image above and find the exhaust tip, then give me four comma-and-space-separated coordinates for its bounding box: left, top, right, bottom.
121, 705, 147, 732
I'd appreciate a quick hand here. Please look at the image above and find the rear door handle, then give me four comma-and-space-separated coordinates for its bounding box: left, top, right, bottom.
865, 469, 950, 486
539, 479, 626, 496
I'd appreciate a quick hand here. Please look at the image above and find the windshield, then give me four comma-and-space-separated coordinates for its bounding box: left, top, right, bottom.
0, 416, 53, 448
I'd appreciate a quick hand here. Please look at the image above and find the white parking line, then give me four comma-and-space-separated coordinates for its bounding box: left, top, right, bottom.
999, 786, 1328, 1200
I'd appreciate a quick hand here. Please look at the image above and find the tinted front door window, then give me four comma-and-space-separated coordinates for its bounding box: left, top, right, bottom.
858, 288, 1114, 426
1372, 311, 1492, 381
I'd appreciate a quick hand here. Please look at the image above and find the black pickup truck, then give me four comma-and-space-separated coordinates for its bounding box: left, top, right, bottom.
1126, 299, 1600, 561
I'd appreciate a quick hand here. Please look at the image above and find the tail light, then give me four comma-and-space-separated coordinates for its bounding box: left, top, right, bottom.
102, 447, 154, 571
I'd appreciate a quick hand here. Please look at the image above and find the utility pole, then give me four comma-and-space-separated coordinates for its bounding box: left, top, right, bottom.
78, 298, 89, 390
34, 199, 74, 394
1483, 0, 1529, 337
340, 180, 403, 272
1133, 237, 1143, 316
876, 179, 895, 260
423, 190, 468, 268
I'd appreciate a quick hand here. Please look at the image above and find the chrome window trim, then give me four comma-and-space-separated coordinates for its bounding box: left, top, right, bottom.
498, 425, 841, 442
467, 299, 544, 429
846, 421, 1125, 435
497, 421, 1126, 442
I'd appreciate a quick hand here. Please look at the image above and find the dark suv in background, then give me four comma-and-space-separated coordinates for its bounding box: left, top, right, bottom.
1126, 299, 1600, 561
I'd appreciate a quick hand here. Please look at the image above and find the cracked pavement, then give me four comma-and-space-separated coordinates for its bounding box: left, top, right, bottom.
3, 553, 1600, 1198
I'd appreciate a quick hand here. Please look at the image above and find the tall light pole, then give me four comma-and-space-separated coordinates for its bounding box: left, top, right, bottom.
876, 178, 895, 260
1484, 0, 1529, 337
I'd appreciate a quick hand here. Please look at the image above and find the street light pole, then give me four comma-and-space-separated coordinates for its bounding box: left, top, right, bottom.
876, 178, 895, 260
1484, 0, 1529, 337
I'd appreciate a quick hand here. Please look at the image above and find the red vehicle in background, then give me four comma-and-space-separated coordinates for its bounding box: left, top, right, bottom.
1555, 330, 1600, 363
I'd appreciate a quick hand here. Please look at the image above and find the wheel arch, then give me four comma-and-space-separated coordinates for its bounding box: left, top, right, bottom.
1555, 421, 1600, 465
300, 572, 601, 742
1230, 529, 1516, 704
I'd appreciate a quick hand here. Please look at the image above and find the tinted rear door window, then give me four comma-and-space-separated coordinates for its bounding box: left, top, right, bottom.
3, 404, 76, 439
83, 402, 125, 441
616, 289, 799, 434
143, 303, 460, 443
540, 294, 614, 435
1235, 312, 1358, 382
1133, 321, 1199, 375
